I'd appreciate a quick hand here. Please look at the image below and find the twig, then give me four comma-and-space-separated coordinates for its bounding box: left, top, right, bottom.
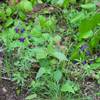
1, 77, 12, 81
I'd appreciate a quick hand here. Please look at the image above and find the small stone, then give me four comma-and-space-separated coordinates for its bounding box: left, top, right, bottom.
2, 87, 7, 93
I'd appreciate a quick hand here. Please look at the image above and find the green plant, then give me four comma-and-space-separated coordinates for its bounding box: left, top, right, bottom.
0, 0, 99, 100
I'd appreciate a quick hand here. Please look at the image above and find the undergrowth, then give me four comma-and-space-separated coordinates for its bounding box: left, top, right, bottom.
0, 0, 100, 100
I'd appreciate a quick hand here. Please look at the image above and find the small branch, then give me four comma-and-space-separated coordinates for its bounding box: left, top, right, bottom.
1, 77, 12, 81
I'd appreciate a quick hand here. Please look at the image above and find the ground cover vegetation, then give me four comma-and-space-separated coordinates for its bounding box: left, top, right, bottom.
0, 0, 100, 100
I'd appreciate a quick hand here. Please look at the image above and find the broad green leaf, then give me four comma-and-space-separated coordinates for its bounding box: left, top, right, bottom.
18, 11, 26, 20
61, 80, 79, 94
6, 7, 12, 16
17, 0, 33, 12
0, 10, 5, 17
36, 67, 46, 79
96, 58, 100, 63
9, 41, 24, 49
52, 0, 69, 8
57, 0, 65, 7
45, 17, 56, 31
70, 48, 79, 60
70, 43, 83, 60
52, 51, 67, 61
34, 47, 48, 59
90, 63, 100, 70
38, 15, 46, 28
36, 67, 51, 79
89, 29, 100, 48
71, 12, 85, 23
69, 0, 76, 3
79, 30, 93, 39
30, 0, 37, 6
42, 33, 51, 41
54, 70, 62, 82
5, 18, 14, 27
31, 25, 42, 37
79, 13, 100, 34
63, 0, 69, 8
81, 3, 96, 9
53, 35, 61, 43
25, 94, 37, 100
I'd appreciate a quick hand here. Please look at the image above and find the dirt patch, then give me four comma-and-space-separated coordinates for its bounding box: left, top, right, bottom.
0, 79, 25, 100
82, 77, 100, 100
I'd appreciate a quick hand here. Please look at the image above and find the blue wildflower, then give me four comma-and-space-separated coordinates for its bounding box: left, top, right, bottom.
15, 27, 19, 33
86, 50, 91, 56
82, 60, 86, 65
89, 60, 93, 65
80, 44, 88, 51
73, 60, 78, 64
21, 28, 25, 33
19, 37, 25, 42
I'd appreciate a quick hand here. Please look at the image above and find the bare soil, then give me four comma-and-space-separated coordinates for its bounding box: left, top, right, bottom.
0, 79, 25, 100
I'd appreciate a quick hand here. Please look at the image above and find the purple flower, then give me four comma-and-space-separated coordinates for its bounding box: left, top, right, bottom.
19, 37, 25, 42
80, 44, 88, 51
73, 60, 78, 64
89, 60, 93, 65
15, 27, 19, 33
86, 50, 91, 56
82, 60, 86, 65
21, 28, 25, 33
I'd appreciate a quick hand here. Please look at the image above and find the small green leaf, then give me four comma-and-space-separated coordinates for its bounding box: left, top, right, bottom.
57, 0, 65, 7
34, 47, 47, 59
18, 11, 26, 20
25, 94, 37, 100
81, 3, 96, 9
38, 15, 46, 27
79, 30, 93, 39
71, 13, 85, 23
52, 51, 67, 61
36, 67, 51, 79
53, 35, 61, 43
90, 63, 100, 70
79, 14, 100, 34
6, 7, 12, 16
17, 0, 33, 12
31, 25, 42, 37
89, 29, 100, 48
5, 18, 14, 27
36, 67, 46, 79
61, 80, 79, 94
0, 10, 5, 17
96, 58, 100, 63
54, 70, 62, 82
70, 43, 83, 60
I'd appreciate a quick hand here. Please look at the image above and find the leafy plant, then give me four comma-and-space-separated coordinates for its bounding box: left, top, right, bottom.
0, 0, 99, 100
61, 80, 79, 94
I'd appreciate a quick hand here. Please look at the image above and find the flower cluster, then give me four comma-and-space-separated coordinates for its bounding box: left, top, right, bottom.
72, 44, 94, 65
80, 44, 91, 56
15, 27, 25, 34
15, 27, 26, 42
